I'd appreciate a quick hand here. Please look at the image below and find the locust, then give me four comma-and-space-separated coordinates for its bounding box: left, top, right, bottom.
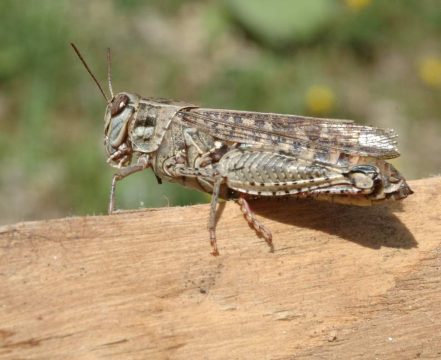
72, 44, 413, 256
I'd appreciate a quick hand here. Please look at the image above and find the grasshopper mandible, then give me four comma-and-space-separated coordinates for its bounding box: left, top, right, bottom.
72, 44, 412, 256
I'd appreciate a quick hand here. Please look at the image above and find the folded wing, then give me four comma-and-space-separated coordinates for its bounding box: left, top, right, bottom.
177, 109, 399, 166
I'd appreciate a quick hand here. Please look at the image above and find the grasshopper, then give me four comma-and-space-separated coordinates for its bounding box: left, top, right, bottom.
72, 44, 413, 256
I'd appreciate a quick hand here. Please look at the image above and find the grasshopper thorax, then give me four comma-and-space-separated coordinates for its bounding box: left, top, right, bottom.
104, 92, 140, 168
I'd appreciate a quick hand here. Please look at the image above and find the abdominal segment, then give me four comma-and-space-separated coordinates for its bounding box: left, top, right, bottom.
218, 149, 359, 197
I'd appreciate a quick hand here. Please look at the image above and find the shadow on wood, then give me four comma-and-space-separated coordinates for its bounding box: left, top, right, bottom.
1, 178, 440, 359
251, 199, 417, 249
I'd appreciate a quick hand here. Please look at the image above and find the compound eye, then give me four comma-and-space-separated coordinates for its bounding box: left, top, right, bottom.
110, 94, 130, 117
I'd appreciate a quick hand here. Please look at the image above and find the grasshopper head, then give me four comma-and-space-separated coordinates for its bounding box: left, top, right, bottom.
104, 92, 140, 168
70, 44, 145, 169
71, 45, 177, 169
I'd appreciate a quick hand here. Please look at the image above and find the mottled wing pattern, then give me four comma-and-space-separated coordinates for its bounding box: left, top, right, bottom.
177, 108, 399, 167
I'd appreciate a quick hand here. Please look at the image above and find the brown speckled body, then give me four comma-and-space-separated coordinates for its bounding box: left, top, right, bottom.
103, 93, 412, 255
71, 44, 411, 254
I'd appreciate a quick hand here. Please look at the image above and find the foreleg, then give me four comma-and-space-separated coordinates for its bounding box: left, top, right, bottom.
108, 157, 149, 214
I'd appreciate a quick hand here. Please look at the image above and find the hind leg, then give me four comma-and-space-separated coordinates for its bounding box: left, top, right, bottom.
236, 197, 274, 252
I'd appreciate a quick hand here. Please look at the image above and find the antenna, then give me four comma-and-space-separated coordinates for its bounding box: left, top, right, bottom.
70, 43, 110, 103
107, 47, 114, 99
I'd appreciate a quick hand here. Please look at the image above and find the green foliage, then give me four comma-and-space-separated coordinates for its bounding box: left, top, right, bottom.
225, 0, 338, 47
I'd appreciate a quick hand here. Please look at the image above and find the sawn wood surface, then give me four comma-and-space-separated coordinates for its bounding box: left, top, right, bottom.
1, 177, 441, 359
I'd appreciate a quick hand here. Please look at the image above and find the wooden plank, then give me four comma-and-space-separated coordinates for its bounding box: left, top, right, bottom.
1, 177, 440, 359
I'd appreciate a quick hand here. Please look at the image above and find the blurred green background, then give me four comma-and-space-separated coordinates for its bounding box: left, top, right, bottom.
1, 0, 440, 225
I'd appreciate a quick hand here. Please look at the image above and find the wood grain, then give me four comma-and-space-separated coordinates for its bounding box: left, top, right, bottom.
1, 177, 441, 359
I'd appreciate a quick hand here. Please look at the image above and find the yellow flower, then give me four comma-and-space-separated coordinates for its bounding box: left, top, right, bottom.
305, 85, 336, 115
418, 56, 441, 88
345, 0, 372, 11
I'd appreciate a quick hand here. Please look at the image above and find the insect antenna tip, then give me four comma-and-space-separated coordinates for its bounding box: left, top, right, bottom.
70, 42, 110, 104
